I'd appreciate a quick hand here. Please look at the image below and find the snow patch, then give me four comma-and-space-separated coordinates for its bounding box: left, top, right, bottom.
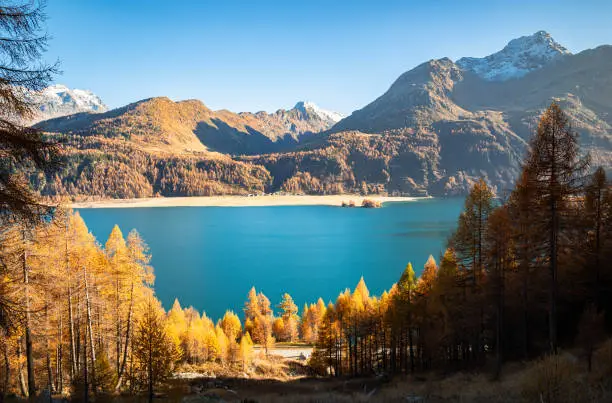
293, 101, 344, 124
457, 31, 571, 81
28, 84, 107, 124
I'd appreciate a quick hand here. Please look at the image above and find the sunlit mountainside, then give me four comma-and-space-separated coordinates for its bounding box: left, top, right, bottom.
34, 31, 612, 200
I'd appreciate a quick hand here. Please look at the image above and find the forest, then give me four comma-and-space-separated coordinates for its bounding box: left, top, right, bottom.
0, 104, 610, 402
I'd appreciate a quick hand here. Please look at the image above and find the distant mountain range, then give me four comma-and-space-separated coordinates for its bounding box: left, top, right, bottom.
34, 31, 612, 199
27, 84, 107, 125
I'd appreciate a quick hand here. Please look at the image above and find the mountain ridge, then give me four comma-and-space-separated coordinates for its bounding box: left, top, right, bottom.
34, 31, 612, 199
38, 96, 344, 156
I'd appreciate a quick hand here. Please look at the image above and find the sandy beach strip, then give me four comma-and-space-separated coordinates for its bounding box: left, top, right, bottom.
70, 195, 426, 209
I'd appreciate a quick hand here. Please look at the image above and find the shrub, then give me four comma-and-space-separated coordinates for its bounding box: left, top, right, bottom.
594, 338, 612, 381
521, 354, 582, 403
361, 199, 381, 208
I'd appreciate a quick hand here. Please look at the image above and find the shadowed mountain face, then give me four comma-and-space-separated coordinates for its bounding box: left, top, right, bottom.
35, 32, 612, 199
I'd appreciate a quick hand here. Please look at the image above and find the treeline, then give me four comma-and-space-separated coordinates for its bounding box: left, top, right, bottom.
37, 126, 496, 200
163, 288, 327, 365
35, 136, 271, 199
243, 131, 437, 196
308, 103, 612, 378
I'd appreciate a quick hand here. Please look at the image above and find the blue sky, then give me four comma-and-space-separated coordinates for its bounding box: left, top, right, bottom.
45, 0, 612, 114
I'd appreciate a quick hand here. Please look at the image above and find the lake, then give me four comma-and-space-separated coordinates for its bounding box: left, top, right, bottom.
78, 197, 464, 320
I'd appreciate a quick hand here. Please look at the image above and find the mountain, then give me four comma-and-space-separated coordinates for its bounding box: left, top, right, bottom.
34, 31, 612, 199
317, 31, 612, 195
27, 84, 107, 125
35, 97, 342, 199
38, 97, 342, 156
292, 101, 344, 126
456, 30, 571, 81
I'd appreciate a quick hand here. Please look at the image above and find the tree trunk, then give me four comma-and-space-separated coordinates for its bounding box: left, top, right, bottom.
57, 307, 63, 394
408, 321, 415, 374
148, 321, 154, 403
116, 274, 121, 377
550, 198, 558, 354
116, 281, 134, 390
83, 267, 96, 394
22, 232, 36, 399
17, 338, 27, 397
66, 225, 78, 380
83, 321, 88, 403
2, 339, 10, 400
549, 125, 558, 355
45, 304, 54, 394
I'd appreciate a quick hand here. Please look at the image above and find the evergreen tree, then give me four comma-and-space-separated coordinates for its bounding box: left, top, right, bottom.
524, 102, 589, 353
0, 0, 59, 224
238, 332, 253, 370
507, 170, 541, 358
278, 293, 299, 342
452, 178, 495, 285
485, 206, 512, 378
131, 298, 176, 403
219, 310, 241, 342
584, 167, 611, 309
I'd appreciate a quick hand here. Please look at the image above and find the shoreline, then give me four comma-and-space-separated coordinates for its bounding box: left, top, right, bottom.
70, 195, 428, 209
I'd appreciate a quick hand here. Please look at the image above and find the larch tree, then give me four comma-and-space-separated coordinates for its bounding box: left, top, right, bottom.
243, 287, 259, 323
394, 263, 417, 373
416, 255, 438, 296
131, 298, 176, 403
115, 229, 153, 389
452, 178, 495, 286
507, 170, 541, 358
584, 167, 610, 309
300, 303, 313, 342
485, 206, 512, 379
524, 102, 589, 353
214, 324, 230, 364
219, 310, 241, 342
105, 225, 130, 377
238, 332, 253, 371
278, 293, 299, 342
165, 299, 186, 363
0, 0, 59, 225
451, 178, 495, 362
243, 287, 274, 349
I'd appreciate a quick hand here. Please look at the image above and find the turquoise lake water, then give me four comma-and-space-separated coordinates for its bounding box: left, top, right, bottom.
78, 197, 464, 320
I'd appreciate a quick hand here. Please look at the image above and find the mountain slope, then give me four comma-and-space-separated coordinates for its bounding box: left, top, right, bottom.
315, 32, 612, 194
38, 97, 343, 156
35, 98, 342, 199
35, 31, 612, 199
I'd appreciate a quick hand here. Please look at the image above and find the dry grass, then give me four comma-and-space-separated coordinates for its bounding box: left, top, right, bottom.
520, 353, 582, 403
130, 341, 612, 402
593, 338, 612, 380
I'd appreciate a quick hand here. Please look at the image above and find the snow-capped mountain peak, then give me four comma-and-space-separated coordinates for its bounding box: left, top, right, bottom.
28, 84, 107, 125
456, 30, 572, 81
293, 101, 344, 124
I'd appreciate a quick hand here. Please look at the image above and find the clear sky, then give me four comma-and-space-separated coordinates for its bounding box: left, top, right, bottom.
44, 0, 612, 114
